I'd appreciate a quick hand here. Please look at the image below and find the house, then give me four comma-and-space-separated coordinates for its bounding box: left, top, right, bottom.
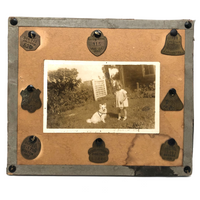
117, 65, 155, 90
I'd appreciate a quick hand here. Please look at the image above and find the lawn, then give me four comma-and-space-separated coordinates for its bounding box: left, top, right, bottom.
47, 94, 155, 129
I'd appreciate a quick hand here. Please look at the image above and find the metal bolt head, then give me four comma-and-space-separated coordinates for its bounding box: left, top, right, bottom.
29, 135, 37, 143
96, 138, 103, 146
27, 85, 35, 92
94, 30, 102, 38
170, 29, 178, 36
184, 166, 191, 174
185, 21, 192, 29
28, 31, 36, 39
169, 88, 176, 96
10, 18, 18, 26
9, 165, 16, 173
168, 138, 176, 146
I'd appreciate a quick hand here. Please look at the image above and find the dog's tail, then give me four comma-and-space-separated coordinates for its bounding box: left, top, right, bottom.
86, 119, 91, 123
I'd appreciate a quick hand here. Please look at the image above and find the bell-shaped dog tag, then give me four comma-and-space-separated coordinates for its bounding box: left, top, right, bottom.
160, 138, 180, 161
161, 29, 185, 56
87, 30, 107, 56
88, 138, 109, 163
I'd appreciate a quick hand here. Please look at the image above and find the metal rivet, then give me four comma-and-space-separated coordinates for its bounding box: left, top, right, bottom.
10, 18, 18, 26
96, 138, 103, 146
169, 88, 176, 96
185, 21, 192, 29
9, 165, 16, 173
94, 30, 102, 38
184, 166, 191, 174
28, 31, 36, 39
170, 29, 178, 36
27, 85, 35, 92
29, 135, 37, 143
168, 138, 176, 146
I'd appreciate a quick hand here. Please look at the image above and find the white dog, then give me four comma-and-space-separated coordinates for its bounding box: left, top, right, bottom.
86, 103, 107, 124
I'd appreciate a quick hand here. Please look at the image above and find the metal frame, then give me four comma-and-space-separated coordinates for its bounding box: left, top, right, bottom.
7, 17, 194, 176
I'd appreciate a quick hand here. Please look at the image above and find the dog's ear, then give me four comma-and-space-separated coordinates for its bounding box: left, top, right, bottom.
103, 103, 107, 107
99, 104, 102, 108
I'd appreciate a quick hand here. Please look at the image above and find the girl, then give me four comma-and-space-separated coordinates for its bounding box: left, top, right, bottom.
115, 81, 128, 121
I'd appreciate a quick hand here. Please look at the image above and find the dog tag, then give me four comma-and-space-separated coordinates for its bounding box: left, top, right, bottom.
87, 30, 107, 56
161, 29, 185, 56
21, 136, 41, 160
160, 138, 180, 161
20, 85, 42, 113
20, 30, 40, 51
160, 88, 183, 111
88, 138, 109, 163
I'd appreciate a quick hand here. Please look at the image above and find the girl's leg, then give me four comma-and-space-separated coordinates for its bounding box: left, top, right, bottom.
123, 108, 127, 120
118, 108, 121, 120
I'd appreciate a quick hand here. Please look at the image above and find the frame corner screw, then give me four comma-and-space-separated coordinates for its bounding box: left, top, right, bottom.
10, 17, 18, 26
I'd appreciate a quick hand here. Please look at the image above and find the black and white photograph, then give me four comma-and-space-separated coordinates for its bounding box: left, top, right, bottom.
43, 61, 160, 133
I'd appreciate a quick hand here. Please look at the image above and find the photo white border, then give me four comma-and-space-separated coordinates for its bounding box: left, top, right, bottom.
43, 60, 160, 134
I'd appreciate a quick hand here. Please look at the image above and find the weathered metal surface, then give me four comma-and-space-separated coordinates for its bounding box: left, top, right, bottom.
87, 30, 107, 56
20, 85, 42, 113
160, 139, 180, 161
161, 29, 185, 56
160, 88, 184, 111
20, 30, 40, 51
21, 136, 41, 160
88, 138, 109, 163
12, 17, 194, 29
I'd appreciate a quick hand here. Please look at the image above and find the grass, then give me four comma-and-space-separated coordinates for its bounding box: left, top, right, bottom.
47, 94, 155, 129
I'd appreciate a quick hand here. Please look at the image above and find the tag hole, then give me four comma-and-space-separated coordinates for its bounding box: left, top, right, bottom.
27, 85, 35, 92
169, 88, 176, 96
168, 138, 176, 146
94, 30, 102, 38
96, 138, 103, 146
29, 135, 37, 143
28, 31, 36, 39
170, 29, 178, 36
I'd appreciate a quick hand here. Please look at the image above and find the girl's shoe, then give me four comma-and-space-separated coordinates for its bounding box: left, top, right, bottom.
123, 116, 127, 121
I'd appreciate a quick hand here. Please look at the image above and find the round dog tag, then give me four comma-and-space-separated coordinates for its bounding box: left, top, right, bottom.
21, 136, 41, 160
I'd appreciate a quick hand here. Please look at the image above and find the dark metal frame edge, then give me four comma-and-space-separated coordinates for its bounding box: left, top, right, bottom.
7, 17, 194, 176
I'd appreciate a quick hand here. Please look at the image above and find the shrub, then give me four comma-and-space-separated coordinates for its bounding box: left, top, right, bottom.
132, 82, 155, 98
47, 84, 94, 114
47, 68, 94, 114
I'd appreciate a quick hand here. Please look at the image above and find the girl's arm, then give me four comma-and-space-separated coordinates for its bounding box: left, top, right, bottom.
120, 92, 127, 103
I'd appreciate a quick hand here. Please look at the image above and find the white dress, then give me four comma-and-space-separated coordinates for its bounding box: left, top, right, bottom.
115, 89, 128, 108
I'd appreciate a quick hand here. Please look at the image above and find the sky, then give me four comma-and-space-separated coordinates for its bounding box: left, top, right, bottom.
45, 60, 105, 82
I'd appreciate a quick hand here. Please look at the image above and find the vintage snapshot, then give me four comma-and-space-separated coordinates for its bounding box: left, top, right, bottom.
43, 61, 160, 133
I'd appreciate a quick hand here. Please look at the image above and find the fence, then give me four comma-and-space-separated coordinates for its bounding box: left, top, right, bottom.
92, 79, 107, 101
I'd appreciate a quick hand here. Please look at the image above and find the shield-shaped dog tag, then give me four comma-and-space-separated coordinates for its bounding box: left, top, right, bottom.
87, 30, 107, 56
20, 85, 42, 113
